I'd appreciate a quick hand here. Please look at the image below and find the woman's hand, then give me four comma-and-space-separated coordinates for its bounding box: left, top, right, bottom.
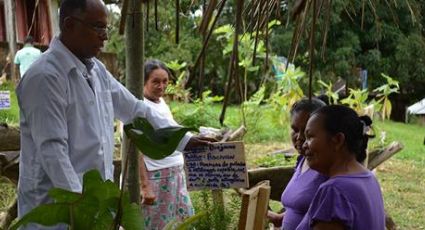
140, 183, 156, 205
267, 210, 284, 227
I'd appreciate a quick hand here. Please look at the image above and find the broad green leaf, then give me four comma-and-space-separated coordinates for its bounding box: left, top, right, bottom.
82, 170, 120, 201
124, 117, 198, 160
121, 194, 144, 230
10, 204, 70, 230
73, 195, 101, 230
10, 170, 132, 230
48, 188, 81, 203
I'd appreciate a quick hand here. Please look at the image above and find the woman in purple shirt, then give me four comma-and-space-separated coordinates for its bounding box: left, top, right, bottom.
268, 98, 327, 230
297, 105, 385, 230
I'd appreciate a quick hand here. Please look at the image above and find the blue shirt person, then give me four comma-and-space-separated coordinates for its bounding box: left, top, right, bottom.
14, 36, 42, 77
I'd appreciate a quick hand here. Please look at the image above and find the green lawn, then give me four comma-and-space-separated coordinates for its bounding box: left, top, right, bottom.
1, 91, 424, 229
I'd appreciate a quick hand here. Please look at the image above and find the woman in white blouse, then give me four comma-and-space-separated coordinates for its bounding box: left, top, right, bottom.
140, 59, 212, 230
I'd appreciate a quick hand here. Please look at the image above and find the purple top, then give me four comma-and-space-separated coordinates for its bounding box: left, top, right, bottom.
296, 171, 385, 230
281, 157, 328, 230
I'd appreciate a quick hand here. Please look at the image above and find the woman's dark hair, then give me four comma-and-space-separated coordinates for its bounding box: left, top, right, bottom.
290, 98, 327, 117
312, 105, 373, 163
144, 59, 172, 83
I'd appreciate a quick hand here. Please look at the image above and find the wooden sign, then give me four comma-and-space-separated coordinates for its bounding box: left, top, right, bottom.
184, 141, 248, 190
0, 91, 11, 110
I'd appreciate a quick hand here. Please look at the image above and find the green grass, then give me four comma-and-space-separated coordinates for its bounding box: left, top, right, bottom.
371, 120, 425, 229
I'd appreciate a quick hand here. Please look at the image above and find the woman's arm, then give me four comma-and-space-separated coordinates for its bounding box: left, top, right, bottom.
266, 211, 284, 227
139, 154, 156, 205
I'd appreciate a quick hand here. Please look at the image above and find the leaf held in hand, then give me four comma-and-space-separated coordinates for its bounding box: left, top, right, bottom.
124, 117, 198, 160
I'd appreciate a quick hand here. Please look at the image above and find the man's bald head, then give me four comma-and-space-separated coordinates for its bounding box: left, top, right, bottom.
59, 0, 106, 31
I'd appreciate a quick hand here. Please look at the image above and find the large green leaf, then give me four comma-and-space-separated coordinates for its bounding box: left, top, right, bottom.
121, 195, 144, 230
10, 170, 144, 230
9, 204, 70, 230
48, 188, 81, 203
124, 117, 198, 160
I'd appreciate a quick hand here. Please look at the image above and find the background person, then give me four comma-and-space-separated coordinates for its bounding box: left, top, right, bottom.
267, 98, 327, 230
14, 36, 42, 78
296, 105, 385, 230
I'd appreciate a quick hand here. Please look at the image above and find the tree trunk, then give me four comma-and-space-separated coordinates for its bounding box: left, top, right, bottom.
4, 0, 17, 82
121, 0, 144, 204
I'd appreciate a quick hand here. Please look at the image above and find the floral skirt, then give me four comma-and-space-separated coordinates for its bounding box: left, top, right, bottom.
142, 165, 194, 230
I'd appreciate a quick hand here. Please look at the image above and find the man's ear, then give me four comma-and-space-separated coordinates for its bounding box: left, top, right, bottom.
62, 17, 74, 32
331, 132, 345, 151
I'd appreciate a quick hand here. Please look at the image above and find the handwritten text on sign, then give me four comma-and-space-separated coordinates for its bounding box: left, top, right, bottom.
184, 141, 248, 190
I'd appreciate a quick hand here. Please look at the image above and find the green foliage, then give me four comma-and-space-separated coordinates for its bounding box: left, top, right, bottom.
242, 85, 266, 133
124, 117, 198, 160
189, 190, 238, 229
269, 0, 424, 106
10, 170, 143, 230
165, 60, 191, 102
372, 74, 400, 120
171, 90, 224, 128
0, 81, 19, 125
268, 67, 306, 126
253, 154, 297, 168
214, 21, 281, 100
340, 88, 369, 114
317, 80, 339, 104
163, 211, 207, 230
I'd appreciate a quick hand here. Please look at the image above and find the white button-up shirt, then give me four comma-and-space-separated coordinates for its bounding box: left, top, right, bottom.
16, 37, 179, 225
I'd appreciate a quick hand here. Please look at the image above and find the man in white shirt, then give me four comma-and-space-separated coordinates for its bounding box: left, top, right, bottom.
16, 0, 181, 229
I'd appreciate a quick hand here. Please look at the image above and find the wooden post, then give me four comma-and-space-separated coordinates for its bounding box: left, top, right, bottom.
4, 0, 17, 83
121, 0, 144, 204
47, 0, 60, 36
238, 180, 270, 230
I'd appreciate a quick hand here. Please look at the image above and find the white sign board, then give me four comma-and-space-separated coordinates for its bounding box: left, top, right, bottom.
184, 141, 248, 190
0, 91, 11, 110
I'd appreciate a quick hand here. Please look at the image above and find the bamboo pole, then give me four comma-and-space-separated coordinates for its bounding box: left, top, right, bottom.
4, 0, 17, 83
121, 0, 144, 204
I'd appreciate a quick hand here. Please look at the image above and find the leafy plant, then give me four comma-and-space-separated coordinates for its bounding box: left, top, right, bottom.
188, 190, 237, 229
317, 80, 339, 104
163, 211, 207, 230
124, 117, 198, 160
373, 74, 400, 120
10, 170, 143, 230
172, 90, 224, 128
165, 60, 191, 102
268, 67, 306, 126
214, 20, 281, 100
340, 88, 369, 114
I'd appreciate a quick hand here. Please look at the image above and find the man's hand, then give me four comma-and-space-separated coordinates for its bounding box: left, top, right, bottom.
184, 136, 218, 150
